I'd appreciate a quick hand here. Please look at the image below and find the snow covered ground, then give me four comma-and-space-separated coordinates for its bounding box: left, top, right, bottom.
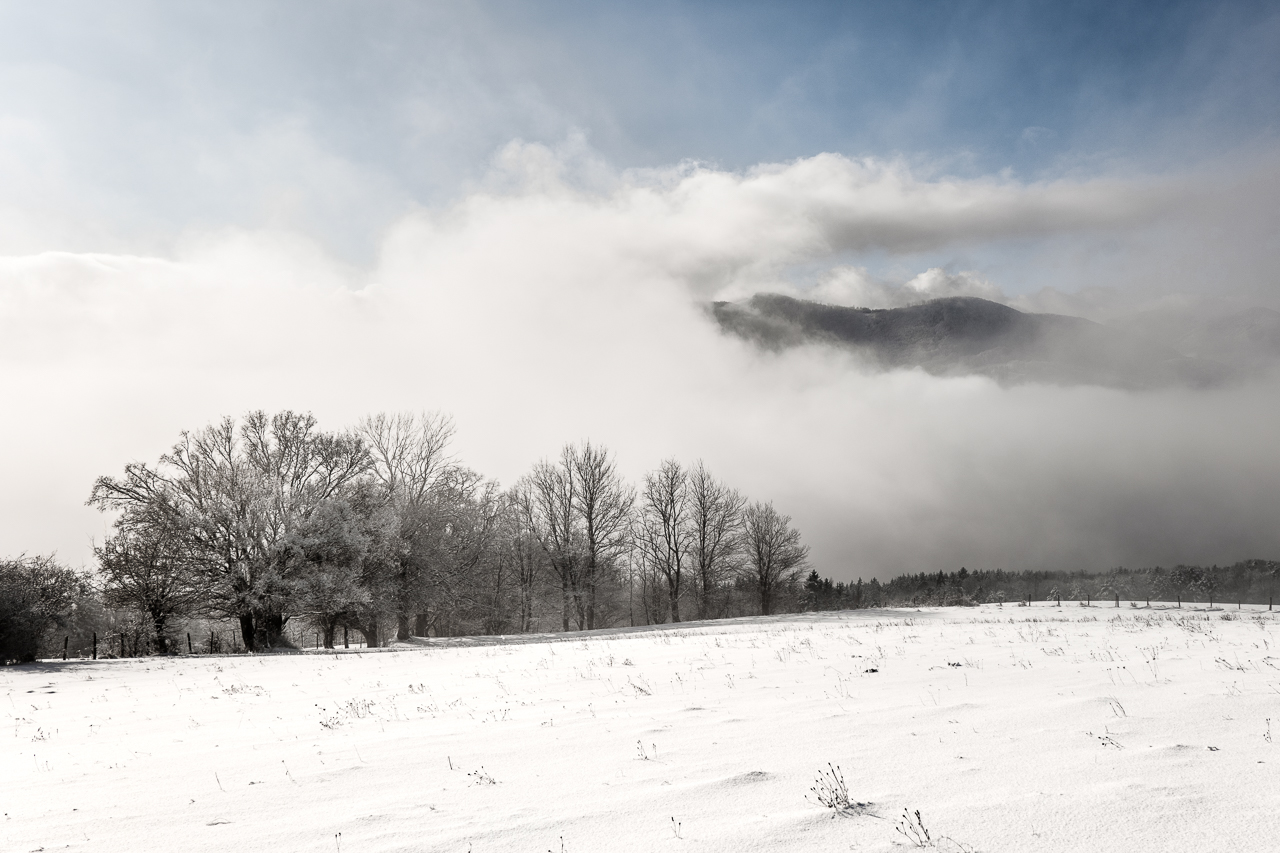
4, 605, 1280, 853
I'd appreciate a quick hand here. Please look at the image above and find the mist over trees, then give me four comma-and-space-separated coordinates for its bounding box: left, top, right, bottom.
801, 561, 1280, 611
0, 409, 813, 661
6, 407, 1276, 663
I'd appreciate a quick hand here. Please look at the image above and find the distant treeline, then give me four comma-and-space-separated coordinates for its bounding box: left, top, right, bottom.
2, 410, 813, 664
803, 560, 1280, 611
8, 409, 1277, 665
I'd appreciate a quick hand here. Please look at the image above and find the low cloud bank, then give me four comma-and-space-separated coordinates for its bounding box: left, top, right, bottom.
2, 149, 1278, 578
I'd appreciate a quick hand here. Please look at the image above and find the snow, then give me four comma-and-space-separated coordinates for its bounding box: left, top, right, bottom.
4, 605, 1280, 852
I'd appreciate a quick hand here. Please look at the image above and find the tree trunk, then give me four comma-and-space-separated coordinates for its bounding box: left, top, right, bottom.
256, 610, 287, 649
238, 613, 256, 652
359, 621, 379, 649
640, 572, 652, 625
760, 583, 772, 617
414, 613, 429, 637
669, 583, 681, 623
322, 621, 336, 649
151, 612, 169, 654
561, 574, 571, 632
396, 613, 411, 642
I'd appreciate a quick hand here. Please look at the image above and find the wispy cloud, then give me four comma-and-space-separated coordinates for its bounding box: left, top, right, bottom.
3, 147, 1278, 577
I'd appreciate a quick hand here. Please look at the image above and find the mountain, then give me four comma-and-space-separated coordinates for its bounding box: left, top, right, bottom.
711, 294, 1262, 389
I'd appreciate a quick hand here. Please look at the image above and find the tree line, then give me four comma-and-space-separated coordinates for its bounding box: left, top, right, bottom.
2, 410, 811, 662
802, 560, 1280, 611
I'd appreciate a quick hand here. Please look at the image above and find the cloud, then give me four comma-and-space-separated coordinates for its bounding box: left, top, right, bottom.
459, 148, 1185, 303
806, 265, 1004, 308
1, 148, 1278, 579
1019, 125, 1056, 145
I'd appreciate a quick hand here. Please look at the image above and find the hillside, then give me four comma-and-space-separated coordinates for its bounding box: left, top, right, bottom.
711, 294, 1276, 388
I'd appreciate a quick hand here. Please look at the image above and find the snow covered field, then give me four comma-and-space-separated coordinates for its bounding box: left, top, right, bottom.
5, 605, 1280, 853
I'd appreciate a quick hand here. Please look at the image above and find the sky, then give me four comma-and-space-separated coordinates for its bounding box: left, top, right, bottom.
2, 0, 1279, 579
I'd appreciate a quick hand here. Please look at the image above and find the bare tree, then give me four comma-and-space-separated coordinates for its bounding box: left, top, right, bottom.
504, 482, 547, 633
520, 442, 634, 631
630, 546, 667, 626
636, 459, 690, 623
570, 442, 634, 630
525, 453, 581, 631
359, 412, 456, 641
742, 501, 809, 616
430, 468, 504, 636
686, 461, 745, 619
96, 506, 206, 653
359, 412, 455, 506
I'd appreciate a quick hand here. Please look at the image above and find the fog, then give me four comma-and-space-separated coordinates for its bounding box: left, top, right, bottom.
2, 146, 1278, 579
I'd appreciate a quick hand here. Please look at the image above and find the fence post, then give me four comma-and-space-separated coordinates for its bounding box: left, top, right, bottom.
343, 627, 349, 649
1115, 594, 1119, 608
120, 634, 125, 658
63, 636, 68, 661
187, 633, 192, 654
92, 632, 97, 660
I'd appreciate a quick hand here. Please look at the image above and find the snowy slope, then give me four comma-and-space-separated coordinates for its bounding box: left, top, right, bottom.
4, 606, 1279, 853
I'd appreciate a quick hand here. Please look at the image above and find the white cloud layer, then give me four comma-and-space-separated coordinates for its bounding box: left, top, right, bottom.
2, 149, 1279, 578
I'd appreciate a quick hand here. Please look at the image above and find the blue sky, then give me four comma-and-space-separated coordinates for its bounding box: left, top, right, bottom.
1, 1, 1277, 259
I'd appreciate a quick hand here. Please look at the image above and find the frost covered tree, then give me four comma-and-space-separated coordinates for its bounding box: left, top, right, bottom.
280, 494, 388, 648
89, 411, 372, 651
426, 467, 504, 636
0, 555, 85, 663
359, 411, 456, 642
685, 462, 744, 619
571, 442, 635, 629
742, 501, 809, 616
503, 481, 548, 633
96, 507, 206, 654
1195, 565, 1223, 606
523, 442, 634, 630
526, 451, 584, 631
636, 460, 691, 623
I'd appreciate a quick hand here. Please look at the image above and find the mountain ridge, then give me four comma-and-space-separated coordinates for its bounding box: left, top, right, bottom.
711, 293, 1277, 389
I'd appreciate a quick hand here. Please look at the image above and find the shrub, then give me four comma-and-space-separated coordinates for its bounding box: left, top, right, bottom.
809, 763, 865, 815
0, 556, 85, 664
